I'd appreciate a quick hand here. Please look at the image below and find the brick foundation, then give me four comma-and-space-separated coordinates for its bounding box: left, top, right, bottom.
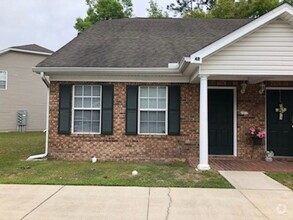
48, 81, 293, 162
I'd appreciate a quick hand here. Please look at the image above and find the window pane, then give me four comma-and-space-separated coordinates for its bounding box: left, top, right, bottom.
149, 87, 157, 97
75, 86, 82, 96
83, 98, 91, 108
0, 81, 5, 89
140, 111, 148, 121
74, 121, 82, 132
157, 122, 165, 133
74, 110, 83, 120
157, 112, 165, 121
149, 112, 157, 122
74, 98, 82, 108
149, 98, 157, 108
83, 122, 91, 132
83, 111, 91, 121
92, 110, 100, 121
149, 122, 157, 133
158, 87, 166, 98
140, 98, 148, 108
93, 86, 100, 96
158, 99, 166, 108
140, 122, 148, 133
92, 122, 100, 132
92, 98, 100, 108
0, 72, 6, 80
84, 86, 91, 96
140, 87, 148, 97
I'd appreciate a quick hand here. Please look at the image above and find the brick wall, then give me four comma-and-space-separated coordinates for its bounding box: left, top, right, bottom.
48, 82, 199, 162
48, 81, 293, 162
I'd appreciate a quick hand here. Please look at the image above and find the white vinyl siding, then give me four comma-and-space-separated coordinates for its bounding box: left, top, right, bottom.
72, 85, 102, 134
0, 70, 7, 90
138, 86, 168, 135
201, 19, 293, 75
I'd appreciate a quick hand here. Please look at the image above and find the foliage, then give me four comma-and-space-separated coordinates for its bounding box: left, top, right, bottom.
184, 8, 213, 18
147, 0, 169, 18
0, 132, 232, 188
249, 127, 266, 139
74, 0, 133, 33
167, 0, 216, 16
168, 0, 285, 18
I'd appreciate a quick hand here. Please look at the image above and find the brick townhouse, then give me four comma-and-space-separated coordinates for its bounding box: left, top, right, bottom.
30, 4, 293, 170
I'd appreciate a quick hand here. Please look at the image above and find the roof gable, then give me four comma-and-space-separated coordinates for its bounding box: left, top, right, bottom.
190, 3, 293, 63
0, 44, 53, 56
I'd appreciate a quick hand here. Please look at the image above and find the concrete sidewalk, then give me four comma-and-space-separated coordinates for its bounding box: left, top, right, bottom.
0, 184, 292, 220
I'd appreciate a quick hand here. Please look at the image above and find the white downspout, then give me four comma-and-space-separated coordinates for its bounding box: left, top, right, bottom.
27, 72, 50, 160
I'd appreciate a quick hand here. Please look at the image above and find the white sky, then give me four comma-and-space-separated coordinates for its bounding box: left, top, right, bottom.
0, 0, 173, 51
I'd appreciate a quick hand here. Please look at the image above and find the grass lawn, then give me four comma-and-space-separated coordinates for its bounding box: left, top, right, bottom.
266, 172, 293, 190
0, 132, 232, 188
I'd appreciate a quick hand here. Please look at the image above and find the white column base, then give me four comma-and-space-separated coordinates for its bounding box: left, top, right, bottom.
197, 164, 211, 171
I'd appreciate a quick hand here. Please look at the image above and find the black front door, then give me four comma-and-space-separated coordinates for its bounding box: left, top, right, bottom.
208, 89, 234, 155
267, 90, 293, 156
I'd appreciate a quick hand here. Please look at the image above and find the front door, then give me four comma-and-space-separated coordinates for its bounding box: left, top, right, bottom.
267, 90, 293, 156
208, 89, 234, 155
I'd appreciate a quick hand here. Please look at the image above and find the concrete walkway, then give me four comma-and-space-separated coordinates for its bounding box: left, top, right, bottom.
0, 184, 292, 220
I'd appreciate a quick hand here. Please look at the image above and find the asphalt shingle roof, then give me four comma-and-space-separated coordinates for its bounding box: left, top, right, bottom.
12, 44, 53, 54
37, 18, 252, 68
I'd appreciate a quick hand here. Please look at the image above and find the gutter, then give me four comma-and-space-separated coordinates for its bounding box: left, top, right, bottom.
27, 72, 50, 160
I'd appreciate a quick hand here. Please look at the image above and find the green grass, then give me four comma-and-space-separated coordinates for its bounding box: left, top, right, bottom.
0, 132, 232, 188
266, 172, 293, 190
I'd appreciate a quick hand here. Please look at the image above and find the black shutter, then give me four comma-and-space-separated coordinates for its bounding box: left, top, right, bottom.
101, 85, 114, 135
126, 85, 138, 135
168, 86, 180, 135
58, 84, 72, 134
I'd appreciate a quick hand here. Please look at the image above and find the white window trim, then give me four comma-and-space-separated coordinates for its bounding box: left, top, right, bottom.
71, 85, 102, 134
0, 70, 7, 90
138, 86, 168, 135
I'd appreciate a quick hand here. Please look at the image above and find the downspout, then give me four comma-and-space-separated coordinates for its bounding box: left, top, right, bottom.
27, 72, 50, 160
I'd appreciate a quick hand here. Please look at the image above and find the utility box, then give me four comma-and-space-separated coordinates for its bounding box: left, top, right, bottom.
17, 110, 27, 126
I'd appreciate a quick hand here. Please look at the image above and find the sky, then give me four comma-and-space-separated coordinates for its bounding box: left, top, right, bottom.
0, 0, 174, 52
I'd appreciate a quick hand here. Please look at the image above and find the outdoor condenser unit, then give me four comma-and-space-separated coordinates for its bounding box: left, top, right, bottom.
17, 110, 27, 132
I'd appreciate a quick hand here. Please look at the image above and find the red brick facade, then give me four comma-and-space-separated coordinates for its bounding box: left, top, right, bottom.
48, 81, 293, 162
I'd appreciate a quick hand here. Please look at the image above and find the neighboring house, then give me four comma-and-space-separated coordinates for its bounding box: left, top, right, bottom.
0, 44, 53, 132
33, 4, 293, 169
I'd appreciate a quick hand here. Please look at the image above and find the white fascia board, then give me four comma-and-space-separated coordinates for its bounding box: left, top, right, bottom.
49, 74, 190, 83
33, 67, 181, 75
190, 3, 293, 63
0, 48, 52, 56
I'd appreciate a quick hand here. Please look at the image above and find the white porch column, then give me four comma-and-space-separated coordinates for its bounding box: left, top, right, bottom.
197, 75, 210, 170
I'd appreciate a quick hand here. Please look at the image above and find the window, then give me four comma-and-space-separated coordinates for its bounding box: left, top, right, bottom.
138, 86, 168, 134
0, 70, 7, 90
73, 85, 102, 133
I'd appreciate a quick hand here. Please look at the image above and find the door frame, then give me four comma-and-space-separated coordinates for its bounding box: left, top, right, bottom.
208, 86, 237, 157
266, 87, 293, 157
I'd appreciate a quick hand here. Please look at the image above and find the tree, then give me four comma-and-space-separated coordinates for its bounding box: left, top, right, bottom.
147, 0, 168, 18
167, 0, 216, 16
184, 8, 213, 18
74, 0, 133, 33
210, 0, 236, 18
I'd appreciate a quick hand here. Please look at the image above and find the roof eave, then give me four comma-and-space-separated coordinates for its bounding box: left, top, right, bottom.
0, 48, 52, 56
33, 67, 182, 75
